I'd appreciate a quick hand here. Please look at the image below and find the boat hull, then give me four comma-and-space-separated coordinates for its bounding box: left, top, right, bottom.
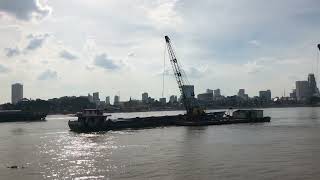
0, 111, 47, 122
68, 114, 271, 133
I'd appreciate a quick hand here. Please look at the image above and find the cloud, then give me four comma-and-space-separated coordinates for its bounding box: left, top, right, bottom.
248, 40, 261, 47
0, 64, 9, 73
59, 50, 78, 60
25, 33, 49, 51
145, 0, 182, 29
0, 0, 52, 21
94, 53, 120, 71
127, 52, 135, 57
244, 61, 263, 74
85, 65, 95, 71
4, 47, 20, 57
185, 66, 208, 78
37, 69, 57, 80
4, 33, 50, 56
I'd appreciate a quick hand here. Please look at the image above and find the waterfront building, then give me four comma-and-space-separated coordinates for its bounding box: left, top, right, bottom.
93, 92, 100, 104
290, 89, 296, 99
308, 73, 319, 96
11, 83, 23, 104
159, 97, 166, 105
259, 90, 271, 102
182, 85, 195, 98
214, 89, 221, 97
206, 89, 213, 94
296, 81, 310, 101
169, 95, 178, 103
238, 89, 249, 100
88, 93, 93, 103
142, 92, 149, 103
238, 89, 245, 96
197, 90, 213, 102
213, 88, 224, 101
114, 95, 120, 106
105, 96, 110, 105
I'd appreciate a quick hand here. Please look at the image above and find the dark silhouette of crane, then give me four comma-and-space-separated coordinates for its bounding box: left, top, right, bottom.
165, 36, 204, 118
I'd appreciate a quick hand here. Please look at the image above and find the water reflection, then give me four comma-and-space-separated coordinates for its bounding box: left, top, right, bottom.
2, 108, 320, 179
38, 131, 120, 179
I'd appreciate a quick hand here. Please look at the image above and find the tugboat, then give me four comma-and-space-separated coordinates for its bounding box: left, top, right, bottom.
68, 109, 111, 132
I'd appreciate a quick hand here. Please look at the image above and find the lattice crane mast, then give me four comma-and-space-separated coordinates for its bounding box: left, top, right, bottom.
165, 35, 203, 116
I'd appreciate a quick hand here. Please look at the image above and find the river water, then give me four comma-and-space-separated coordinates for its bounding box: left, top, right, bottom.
0, 107, 320, 180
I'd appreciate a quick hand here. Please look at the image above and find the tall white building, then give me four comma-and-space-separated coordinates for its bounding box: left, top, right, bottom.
12, 83, 23, 104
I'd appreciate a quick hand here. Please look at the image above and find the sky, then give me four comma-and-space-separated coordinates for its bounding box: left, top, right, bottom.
0, 0, 320, 104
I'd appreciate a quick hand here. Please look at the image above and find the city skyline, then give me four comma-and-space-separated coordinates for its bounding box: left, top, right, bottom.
5, 72, 318, 105
0, 0, 320, 103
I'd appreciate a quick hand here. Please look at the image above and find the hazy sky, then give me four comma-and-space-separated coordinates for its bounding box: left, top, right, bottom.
0, 0, 320, 103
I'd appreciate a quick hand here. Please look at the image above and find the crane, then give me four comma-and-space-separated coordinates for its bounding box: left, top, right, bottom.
165, 36, 204, 117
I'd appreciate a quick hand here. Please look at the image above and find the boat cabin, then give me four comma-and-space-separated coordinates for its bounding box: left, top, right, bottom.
232, 110, 263, 119
81, 109, 104, 117
77, 109, 110, 128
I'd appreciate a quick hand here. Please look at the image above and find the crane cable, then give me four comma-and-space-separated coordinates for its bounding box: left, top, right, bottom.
317, 44, 320, 85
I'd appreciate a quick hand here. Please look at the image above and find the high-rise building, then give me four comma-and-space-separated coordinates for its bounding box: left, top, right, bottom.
308, 73, 319, 96
169, 95, 178, 103
206, 89, 213, 94
238, 89, 245, 96
296, 81, 310, 101
93, 92, 100, 103
182, 85, 194, 98
197, 89, 213, 102
159, 97, 166, 105
259, 90, 271, 102
105, 96, 110, 105
142, 92, 149, 103
197, 93, 213, 102
11, 83, 23, 104
114, 95, 120, 106
290, 89, 296, 99
88, 93, 93, 103
238, 89, 249, 100
214, 89, 221, 97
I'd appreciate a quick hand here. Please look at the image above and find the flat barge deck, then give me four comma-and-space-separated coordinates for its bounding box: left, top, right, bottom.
68, 109, 271, 133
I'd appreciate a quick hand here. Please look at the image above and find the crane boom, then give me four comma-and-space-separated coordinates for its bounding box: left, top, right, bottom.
165, 36, 195, 114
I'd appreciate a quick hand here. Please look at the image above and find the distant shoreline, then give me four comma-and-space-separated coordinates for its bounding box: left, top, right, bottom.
48, 104, 320, 116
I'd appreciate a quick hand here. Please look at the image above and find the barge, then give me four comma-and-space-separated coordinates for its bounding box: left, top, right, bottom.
68, 109, 270, 132
69, 36, 271, 133
0, 110, 47, 122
